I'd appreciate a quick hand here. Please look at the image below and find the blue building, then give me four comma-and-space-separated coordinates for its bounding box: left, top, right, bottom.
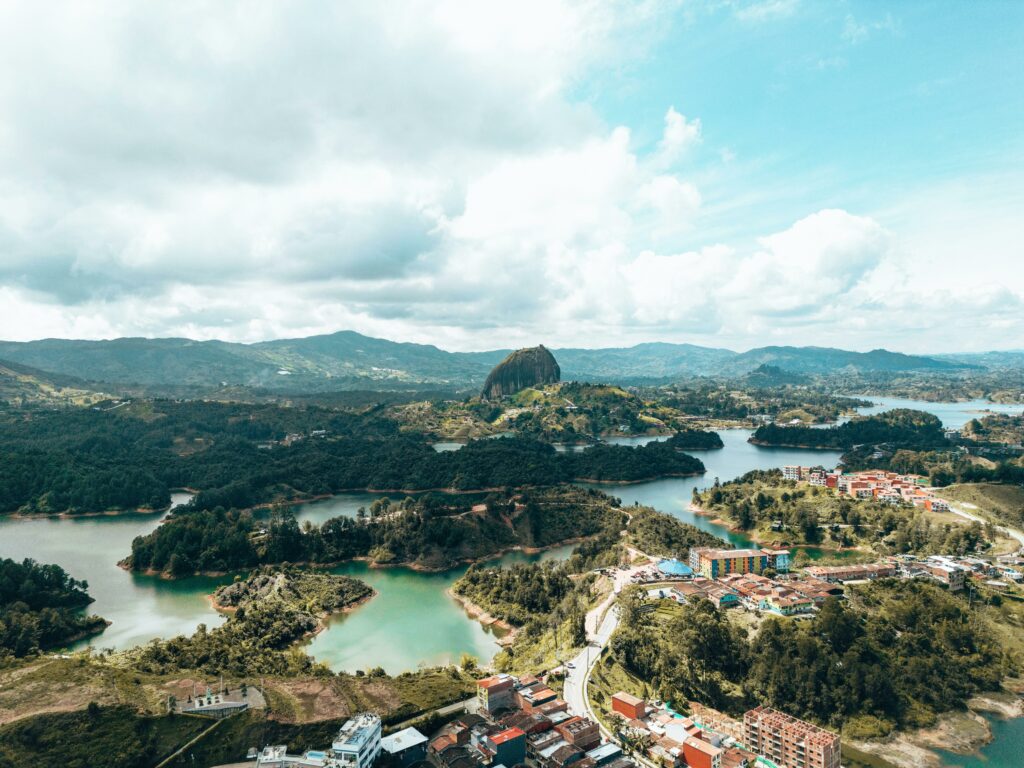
657, 559, 694, 578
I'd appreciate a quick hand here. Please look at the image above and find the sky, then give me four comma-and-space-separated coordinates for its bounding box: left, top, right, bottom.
0, 0, 1021, 354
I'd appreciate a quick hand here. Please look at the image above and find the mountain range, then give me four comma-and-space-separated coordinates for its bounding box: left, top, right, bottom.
0, 331, 994, 396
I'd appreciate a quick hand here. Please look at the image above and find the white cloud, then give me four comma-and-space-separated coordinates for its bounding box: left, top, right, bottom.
655, 107, 702, 167
0, 2, 1019, 355
841, 13, 898, 45
732, 0, 800, 24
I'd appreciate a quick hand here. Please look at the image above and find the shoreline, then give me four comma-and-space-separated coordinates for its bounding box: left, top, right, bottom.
207, 586, 378, 640
849, 691, 1024, 768
447, 591, 517, 646
747, 438, 843, 450
51, 618, 113, 648
575, 471, 705, 485
3, 467, 713, 522
8, 488, 200, 520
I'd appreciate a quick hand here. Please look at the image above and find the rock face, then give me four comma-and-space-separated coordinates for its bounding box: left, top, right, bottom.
482, 345, 560, 399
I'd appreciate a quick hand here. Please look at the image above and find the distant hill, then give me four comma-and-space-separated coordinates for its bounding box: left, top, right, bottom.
552, 342, 735, 381
0, 358, 106, 405
934, 351, 1024, 369
0, 331, 987, 394
742, 364, 811, 386
724, 346, 971, 376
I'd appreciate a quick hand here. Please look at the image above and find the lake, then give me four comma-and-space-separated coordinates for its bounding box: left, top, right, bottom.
0, 396, 999, 673
0, 493, 232, 651
937, 714, 1024, 767
302, 545, 576, 674
848, 395, 1024, 430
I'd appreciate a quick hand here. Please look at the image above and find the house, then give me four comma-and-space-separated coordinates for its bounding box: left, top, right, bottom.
381, 728, 428, 767
804, 562, 897, 583
585, 743, 623, 767
611, 692, 646, 721
515, 681, 558, 712
921, 562, 965, 591
663, 718, 701, 745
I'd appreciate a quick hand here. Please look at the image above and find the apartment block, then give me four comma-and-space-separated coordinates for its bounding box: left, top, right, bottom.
743, 706, 840, 768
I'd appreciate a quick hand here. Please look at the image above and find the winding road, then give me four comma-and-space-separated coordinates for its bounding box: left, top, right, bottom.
945, 498, 1024, 552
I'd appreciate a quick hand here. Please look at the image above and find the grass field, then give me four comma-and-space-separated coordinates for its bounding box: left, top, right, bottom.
939, 483, 1024, 529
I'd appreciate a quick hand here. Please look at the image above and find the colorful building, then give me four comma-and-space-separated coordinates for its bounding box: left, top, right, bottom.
477, 675, 515, 714
682, 736, 723, 768
689, 548, 770, 579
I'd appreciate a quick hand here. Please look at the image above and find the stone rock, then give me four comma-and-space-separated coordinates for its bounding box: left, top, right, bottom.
482, 345, 560, 399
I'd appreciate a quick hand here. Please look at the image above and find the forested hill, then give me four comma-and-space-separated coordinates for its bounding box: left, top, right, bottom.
0, 400, 704, 515
0, 330, 978, 394
750, 408, 948, 450
128, 487, 628, 575
1, 558, 108, 656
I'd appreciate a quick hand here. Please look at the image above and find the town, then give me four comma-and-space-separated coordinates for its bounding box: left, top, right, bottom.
211, 461, 1024, 768
249, 670, 842, 768
781, 466, 950, 512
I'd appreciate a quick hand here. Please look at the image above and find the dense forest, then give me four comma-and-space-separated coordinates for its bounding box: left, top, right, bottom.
454, 561, 577, 626
0, 401, 703, 515
694, 469, 993, 554
750, 408, 948, 450
0, 558, 108, 657
607, 579, 1009, 736
128, 487, 628, 575
624, 506, 726, 559
665, 428, 724, 450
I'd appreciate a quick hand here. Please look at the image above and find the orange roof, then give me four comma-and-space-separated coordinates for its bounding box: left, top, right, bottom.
491, 727, 526, 745
478, 675, 511, 689
685, 737, 724, 757
430, 735, 456, 752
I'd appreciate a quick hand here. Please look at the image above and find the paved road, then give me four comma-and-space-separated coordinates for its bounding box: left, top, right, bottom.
946, 499, 1024, 552
563, 604, 619, 734
563, 558, 649, 732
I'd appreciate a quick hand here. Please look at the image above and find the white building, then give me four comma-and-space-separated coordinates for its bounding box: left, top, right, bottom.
333, 713, 382, 768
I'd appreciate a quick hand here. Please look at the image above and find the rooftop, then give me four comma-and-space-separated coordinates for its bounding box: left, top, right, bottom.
381, 727, 427, 754
612, 691, 644, 706
334, 713, 381, 752
657, 558, 694, 576
491, 727, 526, 745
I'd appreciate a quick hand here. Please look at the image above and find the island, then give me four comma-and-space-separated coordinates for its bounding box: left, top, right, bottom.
1, 558, 109, 657
126, 486, 630, 576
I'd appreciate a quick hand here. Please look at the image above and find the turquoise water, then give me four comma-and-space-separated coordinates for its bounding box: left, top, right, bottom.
851, 396, 1024, 429
584, 428, 843, 550
0, 493, 232, 651
0, 397, 997, 671
303, 545, 575, 674
937, 714, 1024, 767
